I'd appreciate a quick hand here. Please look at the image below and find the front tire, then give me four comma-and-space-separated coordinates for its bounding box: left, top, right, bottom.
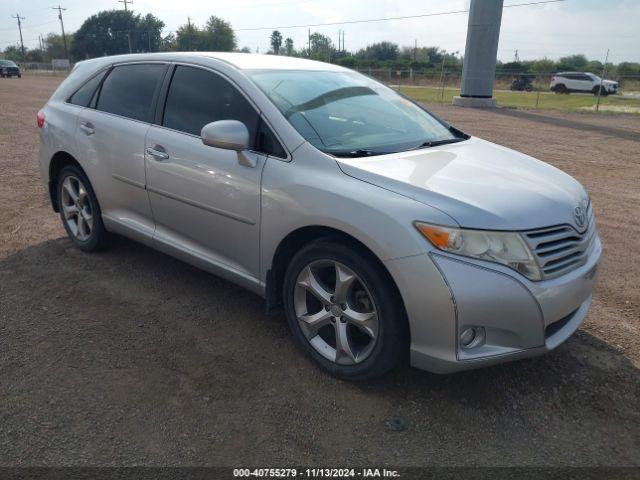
593, 86, 608, 96
56, 165, 110, 251
554, 84, 568, 94
283, 238, 408, 380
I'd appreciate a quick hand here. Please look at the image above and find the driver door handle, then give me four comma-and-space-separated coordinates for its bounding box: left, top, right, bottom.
79, 122, 94, 135
145, 145, 169, 161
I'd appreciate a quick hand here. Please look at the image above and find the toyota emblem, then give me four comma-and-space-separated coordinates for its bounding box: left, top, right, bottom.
574, 205, 586, 229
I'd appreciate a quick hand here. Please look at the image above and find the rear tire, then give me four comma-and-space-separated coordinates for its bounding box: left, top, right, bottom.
283, 238, 409, 380
554, 84, 568, 94
56, 165, 111, 252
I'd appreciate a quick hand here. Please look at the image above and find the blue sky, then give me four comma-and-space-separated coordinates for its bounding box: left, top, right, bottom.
1, 0, 639, 63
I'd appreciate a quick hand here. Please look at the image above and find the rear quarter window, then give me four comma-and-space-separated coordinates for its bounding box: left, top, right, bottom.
68, 70, 107, 107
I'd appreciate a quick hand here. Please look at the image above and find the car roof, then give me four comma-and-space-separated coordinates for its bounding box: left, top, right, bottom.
556, 71, 596, 75
75, 52, 348, 72
196, 52, 347, 71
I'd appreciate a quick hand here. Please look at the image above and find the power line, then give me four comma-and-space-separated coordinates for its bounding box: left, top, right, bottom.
236, 0, 566, 31
0, 19, 58, 32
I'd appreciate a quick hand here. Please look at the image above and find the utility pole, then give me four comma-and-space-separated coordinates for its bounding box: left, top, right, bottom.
118, 0, 134, 53
52, 5, 68, 59
187, 17, 192, 50
514, 49, 519, 63
342, 30, 345, 53
308, 28, 311, 57
596, 48, 609, 112
118, 0, 133, 11
414, 39, 417, 62
12, 14, 26, 63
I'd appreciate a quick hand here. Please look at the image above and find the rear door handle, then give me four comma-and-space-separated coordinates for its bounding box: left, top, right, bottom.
145, 146, 169, 160
79, 122, 94, 135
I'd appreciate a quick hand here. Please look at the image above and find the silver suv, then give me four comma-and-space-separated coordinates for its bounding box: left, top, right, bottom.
38, 53, 601, 379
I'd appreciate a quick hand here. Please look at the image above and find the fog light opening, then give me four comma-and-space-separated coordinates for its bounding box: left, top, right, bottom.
460, 327, 476, 347
460, 326, 484, 349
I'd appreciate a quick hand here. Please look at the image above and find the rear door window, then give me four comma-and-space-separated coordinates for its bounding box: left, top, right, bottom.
162, 65, 259, 141
96, 64, 166, 122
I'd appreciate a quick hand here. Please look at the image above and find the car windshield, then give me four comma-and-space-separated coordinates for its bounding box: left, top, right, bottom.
0, 60, 17, 67
247, 69, 461, 157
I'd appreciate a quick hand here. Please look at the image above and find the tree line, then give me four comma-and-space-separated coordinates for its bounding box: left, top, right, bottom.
2, 9, 639, 77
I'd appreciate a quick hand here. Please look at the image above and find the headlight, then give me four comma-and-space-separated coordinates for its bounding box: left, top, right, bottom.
415, 222, 542, 281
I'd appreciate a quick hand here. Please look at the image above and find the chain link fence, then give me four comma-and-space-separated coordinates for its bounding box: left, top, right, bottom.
13, 62, 640, 113
18, 62, 72, 76
357, 68, 640, 113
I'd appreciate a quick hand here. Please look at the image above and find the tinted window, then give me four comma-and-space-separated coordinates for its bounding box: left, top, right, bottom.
96, 64, 165, 122
256, 119, 286, 158
69, 71, 106, 107
163, 66, 258, 140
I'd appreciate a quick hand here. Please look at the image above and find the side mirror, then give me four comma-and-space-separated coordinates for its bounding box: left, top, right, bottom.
201, 120, 249, 151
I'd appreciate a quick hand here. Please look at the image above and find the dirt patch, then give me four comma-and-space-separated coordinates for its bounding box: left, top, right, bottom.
0, 76, 639, 466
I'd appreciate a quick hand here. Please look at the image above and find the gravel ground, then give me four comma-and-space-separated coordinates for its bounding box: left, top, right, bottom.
0, 75, 639, 467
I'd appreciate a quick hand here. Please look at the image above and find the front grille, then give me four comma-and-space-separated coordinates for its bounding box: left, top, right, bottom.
523, 203, 596, 280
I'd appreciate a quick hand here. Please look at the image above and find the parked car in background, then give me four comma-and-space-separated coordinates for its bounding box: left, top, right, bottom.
0, 60, 21, 78
550, 72, 617, 95
37, 53, 601, 380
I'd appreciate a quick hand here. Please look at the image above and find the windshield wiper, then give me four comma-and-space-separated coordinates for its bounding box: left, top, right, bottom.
331, 149, 381, 158
413, 137, 466, 150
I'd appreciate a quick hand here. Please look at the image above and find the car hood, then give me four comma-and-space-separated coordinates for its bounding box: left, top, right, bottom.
602, 79, 617, 86
336, 137, 589, 231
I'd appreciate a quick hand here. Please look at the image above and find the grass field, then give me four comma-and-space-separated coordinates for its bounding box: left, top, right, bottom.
400, 86, 640, 113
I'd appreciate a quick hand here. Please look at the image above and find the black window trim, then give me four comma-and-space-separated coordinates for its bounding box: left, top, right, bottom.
65, 67, 110, 107
90, 61, 170, 125
156, 61, 290, 161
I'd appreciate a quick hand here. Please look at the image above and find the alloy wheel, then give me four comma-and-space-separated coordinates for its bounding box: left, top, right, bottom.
294, 260, 379, 365
60, 175, 94, 242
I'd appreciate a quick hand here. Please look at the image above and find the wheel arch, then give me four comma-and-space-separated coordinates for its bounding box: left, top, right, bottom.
265, 225, 406, 318
48, 151, 83, 212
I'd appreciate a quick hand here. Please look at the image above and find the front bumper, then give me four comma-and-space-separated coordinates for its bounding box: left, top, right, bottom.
1, 68, 20, 76
385, 233, 601, 374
